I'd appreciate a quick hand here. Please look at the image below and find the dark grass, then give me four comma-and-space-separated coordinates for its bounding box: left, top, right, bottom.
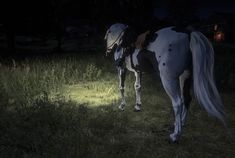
0, 93, 234, 158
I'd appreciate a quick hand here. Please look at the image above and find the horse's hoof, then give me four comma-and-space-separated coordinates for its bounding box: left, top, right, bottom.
134, 104, 141, 112
118, 104, 125, 111
134, 108, 141, 112
168, 134, 180, 144
168, 138, 179, 144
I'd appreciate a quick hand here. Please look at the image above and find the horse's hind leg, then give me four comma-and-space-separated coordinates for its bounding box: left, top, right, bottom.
118, 68, 126, 110
160, 75, 183, 142
134, 72, 142, 111
179, 70, 192, 126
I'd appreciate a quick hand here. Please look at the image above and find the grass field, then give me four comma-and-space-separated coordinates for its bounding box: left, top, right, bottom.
0, 50, 234, 158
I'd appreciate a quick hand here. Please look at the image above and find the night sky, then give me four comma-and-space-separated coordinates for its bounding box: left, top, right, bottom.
154, 0, 235, 19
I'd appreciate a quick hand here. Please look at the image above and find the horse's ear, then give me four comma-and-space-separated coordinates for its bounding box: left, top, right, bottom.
104, 29, 110, 40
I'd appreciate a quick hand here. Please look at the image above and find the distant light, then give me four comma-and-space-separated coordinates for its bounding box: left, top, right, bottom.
214, 31, 224, 42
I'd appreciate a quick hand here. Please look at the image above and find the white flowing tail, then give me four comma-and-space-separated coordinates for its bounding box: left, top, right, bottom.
190, 31, 226, 125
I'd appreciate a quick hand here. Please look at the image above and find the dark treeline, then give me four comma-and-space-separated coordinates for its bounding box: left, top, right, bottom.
0, 0, 155, 53
0, 0, 231, 54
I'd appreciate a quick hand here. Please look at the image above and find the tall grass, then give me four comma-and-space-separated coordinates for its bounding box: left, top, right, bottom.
0, 55, 106, 107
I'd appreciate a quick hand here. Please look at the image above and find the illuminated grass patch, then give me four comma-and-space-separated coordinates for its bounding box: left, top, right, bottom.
63, 81, 119, 106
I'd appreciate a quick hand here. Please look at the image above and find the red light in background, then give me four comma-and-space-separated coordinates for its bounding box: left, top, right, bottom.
214, 31, 224, 42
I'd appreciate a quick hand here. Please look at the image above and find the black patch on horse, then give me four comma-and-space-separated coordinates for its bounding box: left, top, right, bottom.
135, 50, 158, 73
142, 33, 158, 48
121, 27, 138, 48
148, 33, 158, 43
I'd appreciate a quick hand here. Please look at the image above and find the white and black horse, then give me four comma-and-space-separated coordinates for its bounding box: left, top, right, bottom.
104, 23, 225, 142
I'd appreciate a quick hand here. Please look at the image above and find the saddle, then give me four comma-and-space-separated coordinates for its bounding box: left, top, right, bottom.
135, 30, 150, 49
122, 28, 156, 55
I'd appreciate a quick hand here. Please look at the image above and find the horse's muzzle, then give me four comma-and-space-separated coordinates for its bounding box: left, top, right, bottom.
106, 48, 112, 54
105, 44, 117, 56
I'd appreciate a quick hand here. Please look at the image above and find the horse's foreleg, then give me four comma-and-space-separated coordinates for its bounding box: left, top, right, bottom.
118, 68, 126, 110
134, 72, 142, 111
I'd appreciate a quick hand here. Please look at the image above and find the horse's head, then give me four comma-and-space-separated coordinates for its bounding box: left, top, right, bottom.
104, 23, 128, 56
